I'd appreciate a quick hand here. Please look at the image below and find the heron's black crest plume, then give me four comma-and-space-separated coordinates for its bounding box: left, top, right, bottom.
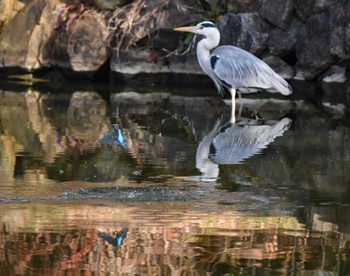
200, 22, 216, 28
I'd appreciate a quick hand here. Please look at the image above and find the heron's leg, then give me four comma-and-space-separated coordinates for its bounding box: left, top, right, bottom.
230, 88, 236, 123
238, 92, 243, 120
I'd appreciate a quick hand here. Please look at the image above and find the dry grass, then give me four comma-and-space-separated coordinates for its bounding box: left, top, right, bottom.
107, 0, 172, 57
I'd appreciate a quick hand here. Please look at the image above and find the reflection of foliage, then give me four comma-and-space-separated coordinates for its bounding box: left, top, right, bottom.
160, 114, 196, 141
53, 3, 90, 31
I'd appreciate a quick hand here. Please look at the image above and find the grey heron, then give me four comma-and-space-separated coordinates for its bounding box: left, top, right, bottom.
174, 21, 293, 123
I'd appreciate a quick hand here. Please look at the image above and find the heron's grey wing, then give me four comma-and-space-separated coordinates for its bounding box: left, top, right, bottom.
211, 46, 292, 95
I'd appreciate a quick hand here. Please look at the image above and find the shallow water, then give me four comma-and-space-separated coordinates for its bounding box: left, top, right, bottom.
0, 84, 350, 275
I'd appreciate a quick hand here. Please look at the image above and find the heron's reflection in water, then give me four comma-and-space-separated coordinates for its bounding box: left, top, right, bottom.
196, 117, 292, 182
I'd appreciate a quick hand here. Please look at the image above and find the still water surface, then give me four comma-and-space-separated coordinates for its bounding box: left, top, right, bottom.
0, 84, 350, 275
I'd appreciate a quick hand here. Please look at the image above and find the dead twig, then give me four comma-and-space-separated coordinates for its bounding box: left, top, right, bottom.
107, 0, 172, 58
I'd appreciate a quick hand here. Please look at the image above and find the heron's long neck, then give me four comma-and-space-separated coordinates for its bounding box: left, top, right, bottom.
196, 30, 220, 75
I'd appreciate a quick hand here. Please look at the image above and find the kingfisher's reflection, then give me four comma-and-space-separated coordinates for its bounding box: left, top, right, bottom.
196, 117, 292, 181
98, 124, 128, 148
98, 227, 128, 252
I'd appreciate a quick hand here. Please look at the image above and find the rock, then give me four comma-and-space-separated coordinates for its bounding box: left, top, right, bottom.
293, 0, 315, 21
347, 26, 350, 57
226, 0, 260, 13
313, 0, 338, 13
322, 66, 347, 83
259, 0, 294, 30
293, 70, 306, 81
267, 28, 296, 56
328, 1, 350, 60
217, 13, 269, 55
289, 17, 305, 43
111, 49, 172, 74
111, 46, 203, 76
66, 12, 109, 72
0, 0, 25, 32
0, 0, 52, 68
329, 27, 348, 59
0, 0, 109, 72
262, 55, 295, 79
41, 26, 71, 69
295, 12, 334, 80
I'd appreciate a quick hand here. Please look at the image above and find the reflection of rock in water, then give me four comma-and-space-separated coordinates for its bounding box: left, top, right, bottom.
68, 92, 109, 143
196, 117, 292, 180
0, 215, 347, 275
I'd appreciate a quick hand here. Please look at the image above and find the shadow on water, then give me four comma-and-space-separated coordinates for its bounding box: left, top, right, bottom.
0, 83, 350, 274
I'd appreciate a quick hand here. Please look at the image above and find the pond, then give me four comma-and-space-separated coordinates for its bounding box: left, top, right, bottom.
0, 80, 350, 275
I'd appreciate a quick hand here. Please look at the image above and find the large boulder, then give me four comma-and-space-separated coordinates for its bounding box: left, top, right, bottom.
0, 0, 25, 33
328, 1, 350, 60
44, 10, 109, 72
262, 55, 295, 80
293, 0, 315, 21
217, 13, 269, 55
0, 0, 109, 72
267, 28, 297, 56
259, 0, 294, 30
295, 12, 335, 80
0, 0, 51, 69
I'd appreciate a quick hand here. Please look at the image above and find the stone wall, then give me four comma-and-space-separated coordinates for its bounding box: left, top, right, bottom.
171, 0, 349, 82
0, 0, 349, 83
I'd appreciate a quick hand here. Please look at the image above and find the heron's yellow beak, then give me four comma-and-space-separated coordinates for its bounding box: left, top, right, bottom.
173, 26, 196, 33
